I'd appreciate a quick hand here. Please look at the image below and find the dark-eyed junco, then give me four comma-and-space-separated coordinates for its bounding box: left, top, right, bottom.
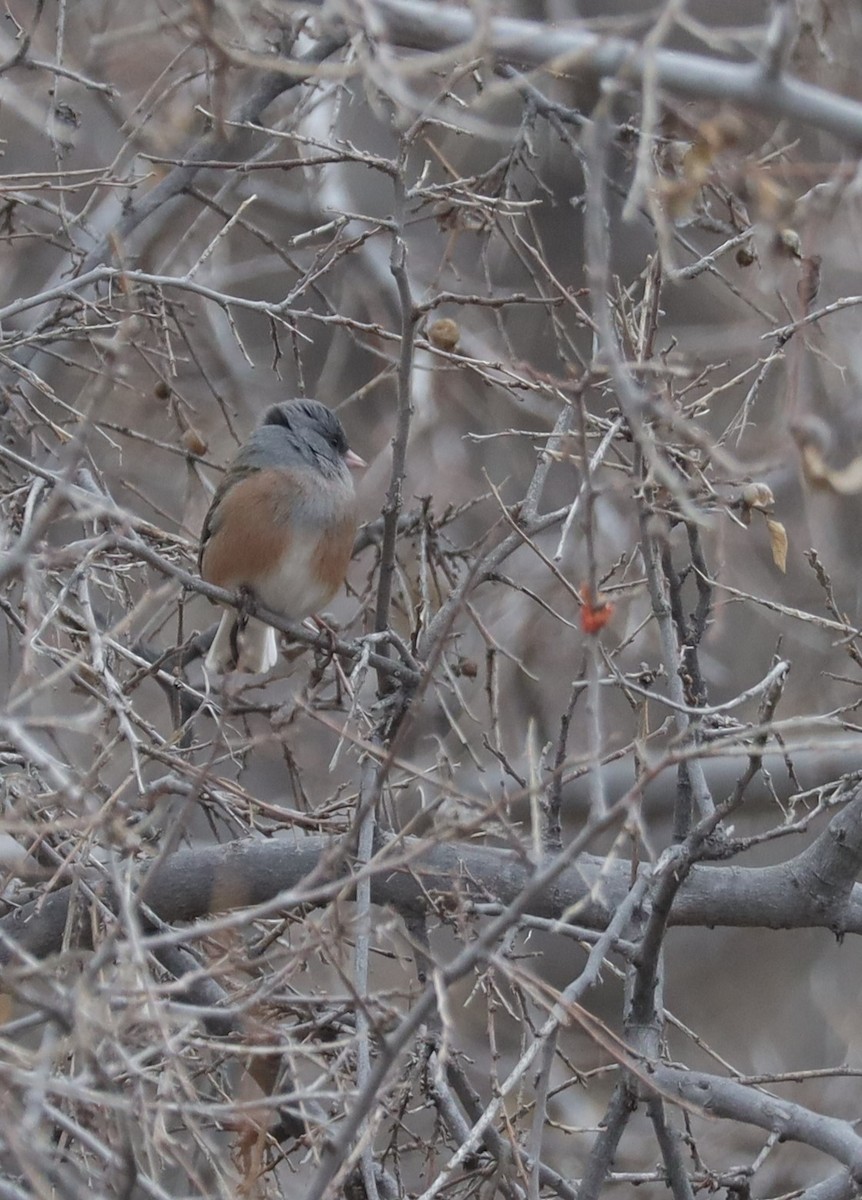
199, 399, 365, 674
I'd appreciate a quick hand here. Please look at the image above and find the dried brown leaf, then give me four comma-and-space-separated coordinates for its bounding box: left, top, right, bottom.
765, 515, 788, 573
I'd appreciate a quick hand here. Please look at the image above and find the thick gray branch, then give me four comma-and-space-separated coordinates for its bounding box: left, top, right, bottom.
3, 792, 862, 963
344, 0, 862, 145
651, 1064, 862, 1182
789, 793, 862, 925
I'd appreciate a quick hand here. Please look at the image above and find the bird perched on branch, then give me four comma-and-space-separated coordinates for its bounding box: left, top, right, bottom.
199, 399, 365, 674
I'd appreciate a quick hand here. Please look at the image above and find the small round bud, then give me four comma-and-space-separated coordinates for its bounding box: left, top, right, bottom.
428, 318, 460, 353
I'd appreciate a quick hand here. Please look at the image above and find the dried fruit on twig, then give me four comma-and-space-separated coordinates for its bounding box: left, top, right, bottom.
736, 244, 756, 267
739, 481, 775, 523
579, 584, 615, 635
182, 427, 208, 456
737, 481, 787, 572
453, 657, 478, 678
428, 318, 460, 353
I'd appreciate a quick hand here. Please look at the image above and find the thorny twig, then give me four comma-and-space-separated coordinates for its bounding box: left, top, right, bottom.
3, 5, 862, 1197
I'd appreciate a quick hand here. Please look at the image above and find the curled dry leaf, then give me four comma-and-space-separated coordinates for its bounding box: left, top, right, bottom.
775, 228, 803, 259
699, 111, 747, 153
796, 437, 862, 494
797, 255, 822, 311
658, 112, 747, 220
765, 516, 788, 573
751, 173, 794, 224
658, 175, 701, 220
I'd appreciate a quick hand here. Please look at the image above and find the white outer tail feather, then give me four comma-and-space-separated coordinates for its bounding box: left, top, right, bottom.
204, 613, 279, 674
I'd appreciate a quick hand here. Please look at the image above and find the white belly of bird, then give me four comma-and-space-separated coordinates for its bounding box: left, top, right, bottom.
253, 527, 334, 620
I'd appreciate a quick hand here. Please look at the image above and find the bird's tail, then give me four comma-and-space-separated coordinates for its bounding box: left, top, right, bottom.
204, 612, 278, 675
